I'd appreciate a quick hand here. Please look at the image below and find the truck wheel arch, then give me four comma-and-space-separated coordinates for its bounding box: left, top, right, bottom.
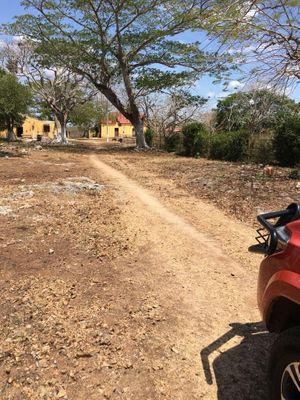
267, 297, 300, 333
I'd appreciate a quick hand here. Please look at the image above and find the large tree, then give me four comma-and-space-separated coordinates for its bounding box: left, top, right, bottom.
7, 0, 228, 148
70, 99, 106, 137
0, 71, 32, 141
207, 0, 300, 89
1, 41, 95, 144
215, 89, 299, 133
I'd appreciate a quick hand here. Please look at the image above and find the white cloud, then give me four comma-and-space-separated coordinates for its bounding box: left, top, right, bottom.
227, 80, 244, 90
12, 35, 25, 44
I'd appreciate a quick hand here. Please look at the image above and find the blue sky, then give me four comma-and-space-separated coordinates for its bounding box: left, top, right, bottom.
1, 0, 299, 108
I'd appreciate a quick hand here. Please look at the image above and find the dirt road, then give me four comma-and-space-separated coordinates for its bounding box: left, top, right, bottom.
0, 145, 272, 399
89, 153, 269, 400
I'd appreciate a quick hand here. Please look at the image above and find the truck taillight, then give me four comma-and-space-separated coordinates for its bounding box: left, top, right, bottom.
275, 226, 291, 253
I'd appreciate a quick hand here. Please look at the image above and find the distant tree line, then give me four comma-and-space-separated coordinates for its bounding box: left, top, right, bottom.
176, 89, 300, 167
0, 0, 298, 149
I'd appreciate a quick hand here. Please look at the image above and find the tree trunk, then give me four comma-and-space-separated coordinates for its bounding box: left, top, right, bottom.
55, 115, 68, 144
54, 116, 61, 141
7, 128, 15, 142
59, 122, 68, 144
134, 119, 148, 149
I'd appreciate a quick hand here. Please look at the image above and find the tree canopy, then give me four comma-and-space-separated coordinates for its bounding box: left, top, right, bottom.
7, 0, 229, 148
206, 0, 300, 88
0, 72, 32, 141
70, 100, 106, 135
215, 89, 299, 133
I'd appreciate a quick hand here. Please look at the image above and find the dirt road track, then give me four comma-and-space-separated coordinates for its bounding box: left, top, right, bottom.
0, 147, 272, 400
90, 154, 270, 400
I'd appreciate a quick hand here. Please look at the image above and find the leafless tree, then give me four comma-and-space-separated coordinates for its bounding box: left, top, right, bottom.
1, 40, 95, 144
142, 92, 206, 147
208, 0, 300, 89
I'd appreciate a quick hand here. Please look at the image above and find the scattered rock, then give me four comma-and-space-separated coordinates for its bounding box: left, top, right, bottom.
34, 145, 43, 151
20, 177, 104, 195
0, 206, 12, 215
12, 190, 34, 199
99, 335, 111, 346
57, 388, 67, 398
170, 347, 179, 354
39, 359, 48, 368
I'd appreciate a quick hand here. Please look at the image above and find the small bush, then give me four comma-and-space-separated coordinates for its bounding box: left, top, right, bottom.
274, 117, 300, 167
248, 133, 275, 164
209, 130, 249, 162
182, 122, 209, 157
289, 169, 300, 180
164, 134, 181, 152
145, 128, 155, 147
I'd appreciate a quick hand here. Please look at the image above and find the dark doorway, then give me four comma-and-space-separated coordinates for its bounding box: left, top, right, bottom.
16, 127, 23, 138
43, 124, 50, 137
114, 127, 119, 137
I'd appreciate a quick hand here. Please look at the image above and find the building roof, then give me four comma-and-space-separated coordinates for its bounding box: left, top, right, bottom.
102, 112, 131, 125
102, 112, 144, 125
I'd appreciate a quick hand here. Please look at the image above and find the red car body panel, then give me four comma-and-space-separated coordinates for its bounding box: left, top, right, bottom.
258, 220, 300, 323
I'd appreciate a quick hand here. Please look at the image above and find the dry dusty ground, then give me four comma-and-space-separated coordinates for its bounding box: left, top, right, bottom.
1, 141, 292, 400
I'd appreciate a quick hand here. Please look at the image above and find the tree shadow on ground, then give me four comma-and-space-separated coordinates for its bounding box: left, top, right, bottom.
35, 142, 137, 156
0, 150, 24, 158
201, 322, 275, 400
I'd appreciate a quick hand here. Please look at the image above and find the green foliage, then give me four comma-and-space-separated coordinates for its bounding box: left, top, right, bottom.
182, 122, 209, 157
247, 133, 275, 164
209, 130, 249, 162
216, 90, 299, 133
289, 169, 300, 180
6, 0, 230, 148
274, 117, 300, 167
135, 70, 196, 92
70, 101, 105, 132
163, 134, 181, 152
145, 128, 155, 147
0, 73, 32, 139
32, 98, 54, 120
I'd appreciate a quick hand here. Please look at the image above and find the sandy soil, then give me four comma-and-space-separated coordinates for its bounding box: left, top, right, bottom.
0, 143, 275, 399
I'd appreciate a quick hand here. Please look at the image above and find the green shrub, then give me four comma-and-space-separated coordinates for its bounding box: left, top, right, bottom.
248, 133, 275, 164
209, 130, 249, 162
182, 122, 209, 157
145, 128, 155, 147
164, 134, 181, 152
274, 117, 300, 167
289, 169, 300, 180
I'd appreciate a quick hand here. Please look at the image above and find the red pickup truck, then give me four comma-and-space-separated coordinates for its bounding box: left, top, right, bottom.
250, 203, 300, 400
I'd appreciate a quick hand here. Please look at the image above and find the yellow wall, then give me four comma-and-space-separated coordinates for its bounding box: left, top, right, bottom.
0, 116, 57, 140
100, 123, 135, 139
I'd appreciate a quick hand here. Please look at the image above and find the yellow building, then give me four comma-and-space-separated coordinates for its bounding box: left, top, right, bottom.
0, 116, 57, 140
99, 112, 145, 139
